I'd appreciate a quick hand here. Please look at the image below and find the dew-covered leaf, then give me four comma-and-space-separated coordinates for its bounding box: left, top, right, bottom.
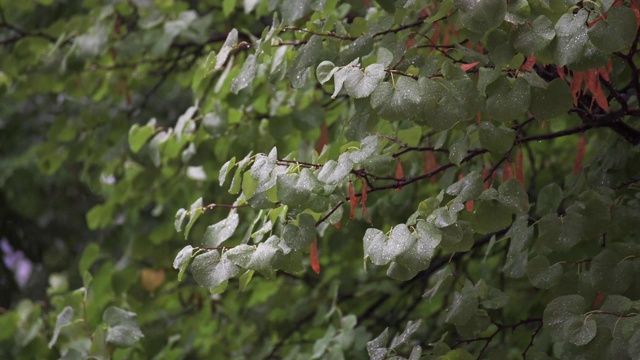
367, 327, 389, 360
553, 10, 588, 66
445, 280, 478, 325
184, 197, 203, 240
511, 15, 555, 55
191, 251, 241, 291
588, 7, 636, 53
128, 122, 155, 153
538, 211, 584, 252
486, 77, 531, 122
103, 306, 144, 348
48, 306, 73, 349
529, 78, 572, 121
202, 212, 239, 247
536, 183, 563, 216
173, 245, 193, 281
479, 122, 515, 154
472, 200, 512, 235
289, 35, 324, 88
527, 255, 562, 289
216, 28, 238, 70
543, 295, 586, 339
498, 179, 528, 213
446, 171, 483, 203
390, 319, 422, 349
282, 214, 316, 250
316, 60, 338, 84
344, 63, 385, 99
370, 77, 423, 122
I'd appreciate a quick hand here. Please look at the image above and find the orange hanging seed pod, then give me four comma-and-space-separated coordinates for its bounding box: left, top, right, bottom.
360, 178, 370, 222
502, 161, 514, 182
349, 182, 357, 220
309, 239, 320, 274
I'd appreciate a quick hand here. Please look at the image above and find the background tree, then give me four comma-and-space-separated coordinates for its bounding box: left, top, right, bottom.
1, 0, 640, 358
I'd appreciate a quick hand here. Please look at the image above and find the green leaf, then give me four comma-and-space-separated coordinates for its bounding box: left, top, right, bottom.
511, 15, 555, 55
362, 154, 395, 176
445, 280, 478, 326
231, 54, 258, 94
316, 61, 338, 84
563, 317, 597, 346
543, 295, 587, 338
191, 251, 241, 290
216, 29, 238, 70
344, 63, 385, 99
103, 306, 144, 348
486, 77, 531, 122
628, 330, 640, 358
480, 287, 510, 309
280, 0, 311, 24
128, 122, 155, 153
346, 98, 380, 141
86, 203, 113, 230
282, 213, 316, 250
479, 122, 515, 154
202, 212, 239, 247
364, 224, 416, 267
371, 77, 423, 121
387, 222, 438, 281
527, 255, 562, 289
313, 325, 336, 358
226, 238, 282, 278
538, 210, 584, 252
536, 183, 563, 216
440, 349, 475, 360
173, 245, 193, 282
238, 270, 254, 292
88, 326, 108, 360
366, 327, 389, 360
440, 222, 474, 252
449, 134, 469, 165
184, 197, 203, 240
219, 157, 236, 187
376, 47, 394, 67
588, 7, 637, 53
424, 268, 453, 301
175, 208, 187, 233
498, 179, 528, 213
588, 249, 632, 294
289, 35, 324, 88
277, 168, 319, 208
79, 243, 100, 274
421, 73, 479, 131
553, 10, 589, 66
223, 0, 235, 16
472, 200, 512, 234
48, 306, 73, 349
529, 78, 572, 121
486, 29, 517, 66
316, 153, 354, 184
390, 319, 422, 349
446, 171, 483, 203
455, 0, 507, 33
203, 111, 228, 137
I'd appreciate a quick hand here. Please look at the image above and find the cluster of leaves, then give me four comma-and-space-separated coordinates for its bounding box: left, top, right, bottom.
2, 0, 640, 359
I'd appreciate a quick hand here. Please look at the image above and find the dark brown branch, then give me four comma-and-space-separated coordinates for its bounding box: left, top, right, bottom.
452, 318, 543, 358
374, 15, 429, 37
281, 26, 357, 41
615, 176, 640, 189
